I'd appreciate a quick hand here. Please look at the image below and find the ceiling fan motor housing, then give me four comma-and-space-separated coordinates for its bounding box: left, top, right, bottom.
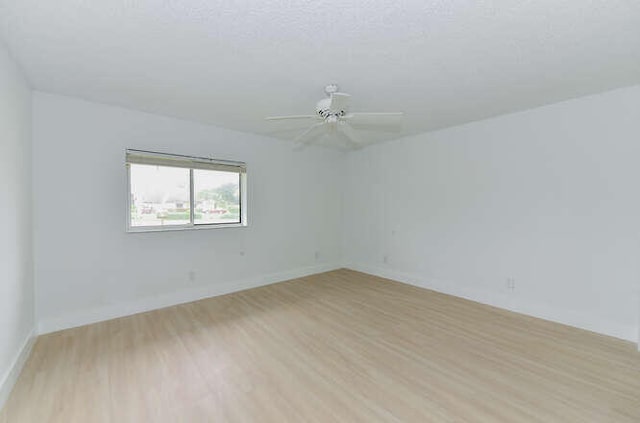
316, 97, 346, 119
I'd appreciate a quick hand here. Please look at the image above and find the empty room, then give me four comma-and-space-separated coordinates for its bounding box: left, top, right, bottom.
1, 1, 640, 421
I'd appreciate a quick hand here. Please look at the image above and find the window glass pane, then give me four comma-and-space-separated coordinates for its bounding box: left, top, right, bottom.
193, 169, 241, 225
129, 164, 191, 227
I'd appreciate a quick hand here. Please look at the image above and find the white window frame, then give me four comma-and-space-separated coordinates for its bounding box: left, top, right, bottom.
125, 149, 247, 233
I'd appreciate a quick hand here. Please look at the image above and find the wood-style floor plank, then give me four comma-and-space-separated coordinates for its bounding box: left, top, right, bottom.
2, 269, 639, 422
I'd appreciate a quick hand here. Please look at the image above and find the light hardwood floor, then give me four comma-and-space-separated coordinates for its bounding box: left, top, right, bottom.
2, 269, 639, 422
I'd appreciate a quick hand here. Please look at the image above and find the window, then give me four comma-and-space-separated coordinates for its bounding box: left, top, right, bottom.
126, 149, 246, 232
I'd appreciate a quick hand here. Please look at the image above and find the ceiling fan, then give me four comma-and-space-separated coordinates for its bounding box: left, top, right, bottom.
266, 84, 403, 149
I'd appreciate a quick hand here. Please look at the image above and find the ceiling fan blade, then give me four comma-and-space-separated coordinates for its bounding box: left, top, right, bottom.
338, 121, 364, 149
265, 115, 318, 121
329, 92, 351, 112
343, 112, 403, 129
344, 112, 403, 120
293, 122, 326, 149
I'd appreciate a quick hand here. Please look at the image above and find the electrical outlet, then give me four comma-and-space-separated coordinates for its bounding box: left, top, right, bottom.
383, 255, 389, 264
314, 251, 320, 261
506, 278, 516, 291
188, 271, 196, 282
239, 251, 245, 256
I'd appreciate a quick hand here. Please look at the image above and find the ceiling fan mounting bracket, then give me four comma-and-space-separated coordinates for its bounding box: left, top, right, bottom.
324, 84, 339, 96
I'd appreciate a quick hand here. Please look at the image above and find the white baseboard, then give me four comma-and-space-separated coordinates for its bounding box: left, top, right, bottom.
0, 330, 36, 412
38, 263, 341, 335
346, 262, 638, 343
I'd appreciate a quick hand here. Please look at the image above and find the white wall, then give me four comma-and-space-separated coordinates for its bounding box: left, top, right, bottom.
0, 44, 34, 403
344, 85, 640, 342
33, 93, 344, 332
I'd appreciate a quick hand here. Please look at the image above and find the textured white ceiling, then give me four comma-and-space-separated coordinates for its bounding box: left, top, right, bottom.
1, 0, 639, 145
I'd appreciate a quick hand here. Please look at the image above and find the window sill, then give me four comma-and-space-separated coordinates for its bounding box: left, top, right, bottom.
126, 222, 247, 233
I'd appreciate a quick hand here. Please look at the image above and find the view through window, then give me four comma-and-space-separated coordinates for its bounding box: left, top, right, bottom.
127, 150, 245, 230
193, 169, 241, 225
